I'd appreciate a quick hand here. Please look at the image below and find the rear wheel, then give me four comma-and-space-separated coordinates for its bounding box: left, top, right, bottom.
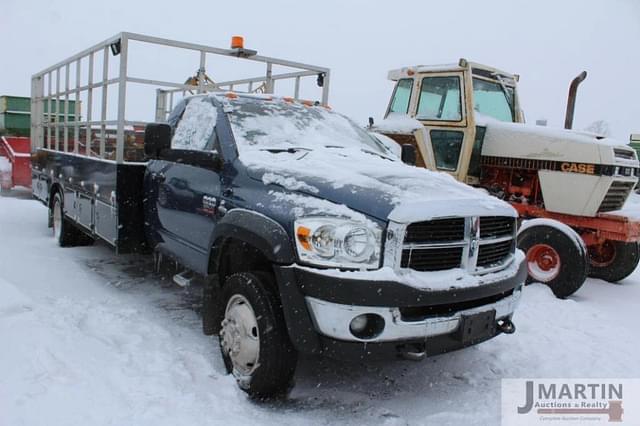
219, 271, 297, 399
51, 192, 93, 247
588, 240, 640, 282
518, 221, 588, 298
52, 192, 76, 247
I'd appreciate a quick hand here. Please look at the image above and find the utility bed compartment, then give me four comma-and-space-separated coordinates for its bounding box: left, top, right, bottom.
32, 149, 147, 253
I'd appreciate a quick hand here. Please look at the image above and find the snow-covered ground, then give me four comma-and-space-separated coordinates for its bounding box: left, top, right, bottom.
1, 189, 639, 426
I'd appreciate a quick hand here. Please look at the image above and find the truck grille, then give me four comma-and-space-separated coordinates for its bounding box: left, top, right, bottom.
598, 181, 635, 212
401, 246, 463, 271
398, 216, 516, 273
479, 216, 515, 238
477, 240, 514, 268
405, 218, 465, 243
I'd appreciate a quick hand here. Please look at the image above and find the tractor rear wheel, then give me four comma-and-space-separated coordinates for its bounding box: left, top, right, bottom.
588, 240, 640, 283
518, 220, 589, 298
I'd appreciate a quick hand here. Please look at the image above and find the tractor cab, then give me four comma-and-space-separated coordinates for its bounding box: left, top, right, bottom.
380, 59, 523, 184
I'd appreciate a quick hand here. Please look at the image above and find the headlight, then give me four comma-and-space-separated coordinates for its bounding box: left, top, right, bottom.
294, 217, 382, 269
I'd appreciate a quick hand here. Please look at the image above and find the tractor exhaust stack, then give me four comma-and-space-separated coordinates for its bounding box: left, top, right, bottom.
564, 71, 587, 129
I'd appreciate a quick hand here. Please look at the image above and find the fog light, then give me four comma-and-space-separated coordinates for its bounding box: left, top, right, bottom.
350, 315, 368, 333
349, 313, 385, 340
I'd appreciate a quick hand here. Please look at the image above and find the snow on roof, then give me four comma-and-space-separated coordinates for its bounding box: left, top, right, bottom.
388, 64, 462, 80
388, 60, 517, 81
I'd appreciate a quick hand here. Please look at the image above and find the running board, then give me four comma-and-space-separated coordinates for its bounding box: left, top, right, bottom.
173, 270, 195, 288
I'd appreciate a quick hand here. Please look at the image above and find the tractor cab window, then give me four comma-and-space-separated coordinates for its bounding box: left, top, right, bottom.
416, 76, 462, 121
472, 78, 515, 122
388, 79, 413, 114
430, 130, 464, 171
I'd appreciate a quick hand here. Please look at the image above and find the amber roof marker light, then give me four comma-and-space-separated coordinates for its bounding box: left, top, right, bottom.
230, 35, 257, 57
231, 36, 244, 49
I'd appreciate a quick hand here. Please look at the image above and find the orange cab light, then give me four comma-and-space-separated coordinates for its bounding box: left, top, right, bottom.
301, 99, 314, 107
231, 36, 244, 49
406, 68, 415, 76
283, 96, 294, 103
296, 226, 312, 251
225, 91, 238, 99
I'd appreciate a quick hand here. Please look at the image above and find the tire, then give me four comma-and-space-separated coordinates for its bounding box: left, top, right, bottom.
518, 222, 588, 298
51, 192, 94, 247
219, 271, 297, 399
588, 240, 640, 282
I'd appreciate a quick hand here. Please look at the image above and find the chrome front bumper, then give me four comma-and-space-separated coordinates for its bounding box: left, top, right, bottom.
305, 286, 522, 343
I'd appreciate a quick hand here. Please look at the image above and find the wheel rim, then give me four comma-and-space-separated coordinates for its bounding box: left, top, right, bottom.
220, 294, 260, 376
53, 198, 62, 240
589, 240, 617, 268
526, 243, 561, 282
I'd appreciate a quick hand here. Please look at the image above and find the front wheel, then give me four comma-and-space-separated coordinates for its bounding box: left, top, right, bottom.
518, 220, 588, 298
219, 271, 297, 399
588, 240, 640, 282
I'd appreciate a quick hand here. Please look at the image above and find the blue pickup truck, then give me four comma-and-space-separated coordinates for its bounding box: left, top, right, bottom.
34, 92, 526, 398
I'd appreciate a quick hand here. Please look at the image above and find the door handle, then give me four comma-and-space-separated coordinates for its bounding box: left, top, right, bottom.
153, 172, 166, 182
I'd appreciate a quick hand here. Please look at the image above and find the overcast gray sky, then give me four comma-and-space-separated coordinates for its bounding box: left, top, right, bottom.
2, 0, 639, 139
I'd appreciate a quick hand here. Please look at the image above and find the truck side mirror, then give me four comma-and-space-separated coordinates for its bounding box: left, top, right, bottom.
144, 123, 172, 159
401, 144, 417, 166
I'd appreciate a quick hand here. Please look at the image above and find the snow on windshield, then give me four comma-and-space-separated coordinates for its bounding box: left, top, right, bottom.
226, 98, 387, 154
171, 97, 217, 150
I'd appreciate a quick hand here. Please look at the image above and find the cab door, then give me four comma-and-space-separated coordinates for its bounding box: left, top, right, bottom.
407, 72, 476, 183
149, 97, 223, 273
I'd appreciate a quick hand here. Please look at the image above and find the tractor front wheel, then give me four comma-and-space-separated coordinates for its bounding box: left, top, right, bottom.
588, 240, 640, 283
518, 220, 589, 298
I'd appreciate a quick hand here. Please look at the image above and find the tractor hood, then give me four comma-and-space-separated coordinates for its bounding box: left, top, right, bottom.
477, 115, 638, 167
241, 147, 514, 223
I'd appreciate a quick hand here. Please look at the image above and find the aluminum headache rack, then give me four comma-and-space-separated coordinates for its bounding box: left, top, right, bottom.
30, 32, 331, 163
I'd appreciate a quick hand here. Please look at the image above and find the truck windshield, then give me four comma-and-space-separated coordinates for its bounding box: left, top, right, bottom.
227, 97, 388, 155
472, 78, 515, 122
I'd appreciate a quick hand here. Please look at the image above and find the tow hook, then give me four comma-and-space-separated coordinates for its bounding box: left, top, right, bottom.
402, 351, 426, 361
399, 344, 427, 361
497, 318, 516, 334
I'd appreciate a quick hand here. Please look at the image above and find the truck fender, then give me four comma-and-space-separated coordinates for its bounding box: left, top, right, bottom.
207, 208, 296, 275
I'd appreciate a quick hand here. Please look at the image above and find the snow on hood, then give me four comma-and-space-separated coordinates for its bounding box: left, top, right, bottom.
371, 113, 424, 134
477, 115, 622, 146
243, 147, 514, 223
476, 112, 631, 159
223, 96, 514, 223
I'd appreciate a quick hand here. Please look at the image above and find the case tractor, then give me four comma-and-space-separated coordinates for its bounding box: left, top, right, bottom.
374, 60, 640, 297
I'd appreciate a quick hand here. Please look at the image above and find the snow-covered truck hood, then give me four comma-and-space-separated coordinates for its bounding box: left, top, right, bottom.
478, 117, 638, 166
242, 148, 515, 223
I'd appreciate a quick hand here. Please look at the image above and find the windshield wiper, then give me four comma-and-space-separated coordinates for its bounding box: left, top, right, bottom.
492, 73, 513, 104
491, 73, 517, 120
259, 146, 313, 154
323, 144, 392, 160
